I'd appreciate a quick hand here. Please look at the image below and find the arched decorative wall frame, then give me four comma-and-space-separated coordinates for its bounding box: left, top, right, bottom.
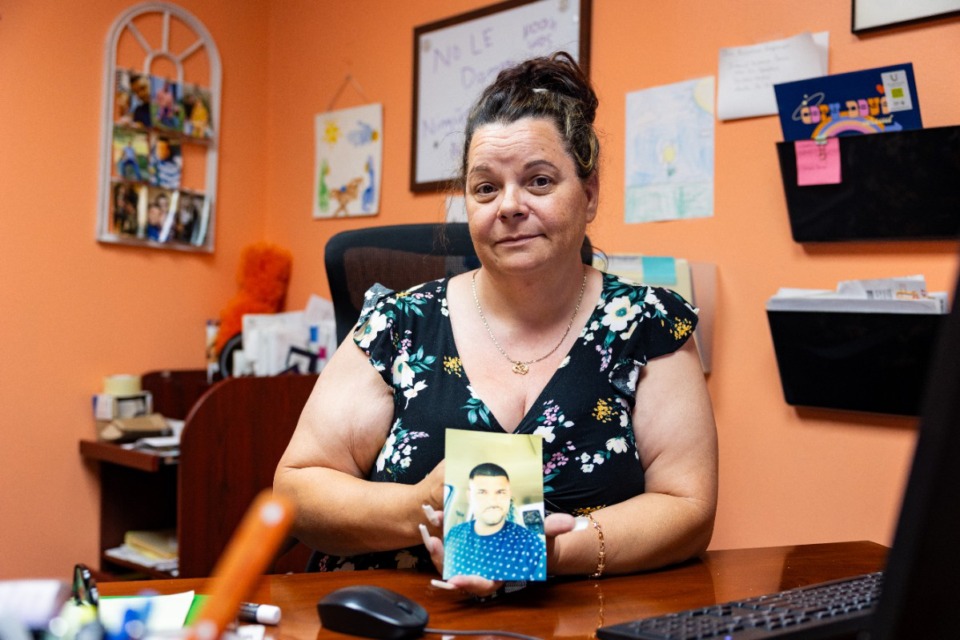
97, 1, 222, 252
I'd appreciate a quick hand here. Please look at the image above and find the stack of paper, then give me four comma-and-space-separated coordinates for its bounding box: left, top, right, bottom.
767, 275, 947, 314
105, 544, 179, 574
124, 529, 177, 560
0, 580, 70, 631
105, 529, 179, 574
98, 591, 196, 637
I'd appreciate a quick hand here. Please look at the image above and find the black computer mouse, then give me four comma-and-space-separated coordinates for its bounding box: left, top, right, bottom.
317, 585, 429, 640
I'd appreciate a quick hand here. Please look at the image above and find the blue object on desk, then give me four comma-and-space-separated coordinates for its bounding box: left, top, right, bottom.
108, 600, 151, 640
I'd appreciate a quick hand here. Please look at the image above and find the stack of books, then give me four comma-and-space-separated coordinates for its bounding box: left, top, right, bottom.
105, 529, 179, 574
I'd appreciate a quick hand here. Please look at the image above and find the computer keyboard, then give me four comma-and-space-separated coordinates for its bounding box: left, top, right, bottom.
596, 571, 883, 640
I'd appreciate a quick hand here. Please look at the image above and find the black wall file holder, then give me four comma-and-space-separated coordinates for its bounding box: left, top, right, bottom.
767, 310, 944, 416
776, 126, 960, 242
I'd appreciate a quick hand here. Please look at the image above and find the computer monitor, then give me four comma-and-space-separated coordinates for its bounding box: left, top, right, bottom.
869, 257, 960, 639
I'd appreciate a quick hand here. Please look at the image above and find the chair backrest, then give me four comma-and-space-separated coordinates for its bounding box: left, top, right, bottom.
324, 222, 593, 345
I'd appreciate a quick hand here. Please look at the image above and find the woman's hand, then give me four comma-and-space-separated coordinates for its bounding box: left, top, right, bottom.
419, 509, 504, 598
420, 512, 578, 599
543, 512, 578, 559
417, 460, 446, 520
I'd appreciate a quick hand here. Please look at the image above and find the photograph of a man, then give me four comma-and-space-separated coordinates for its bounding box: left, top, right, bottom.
442, 430, 546, 581
443, 461, 546, 581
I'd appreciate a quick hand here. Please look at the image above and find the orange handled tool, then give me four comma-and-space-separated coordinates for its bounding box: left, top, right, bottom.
186, 490, 295, 640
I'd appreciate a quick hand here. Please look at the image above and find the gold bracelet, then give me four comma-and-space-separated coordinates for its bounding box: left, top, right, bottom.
586, 512, 606, 578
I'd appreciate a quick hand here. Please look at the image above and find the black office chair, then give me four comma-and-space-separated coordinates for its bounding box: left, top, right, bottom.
324, 222, 593, 345
324, 223, 478, 345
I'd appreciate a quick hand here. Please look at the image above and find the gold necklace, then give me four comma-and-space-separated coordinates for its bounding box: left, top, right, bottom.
471, 267, 587, 375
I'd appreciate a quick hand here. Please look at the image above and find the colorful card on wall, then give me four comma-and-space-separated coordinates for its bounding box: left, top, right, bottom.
313, 103, 383, 219
181, 82, 214, 139
148, 132, 182, 190
150, 76, 184, 133
773, 63, 922, 141
112, 128, 149, 182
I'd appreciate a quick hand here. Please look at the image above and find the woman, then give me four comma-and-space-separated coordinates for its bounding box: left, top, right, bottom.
274, 52, 718, 596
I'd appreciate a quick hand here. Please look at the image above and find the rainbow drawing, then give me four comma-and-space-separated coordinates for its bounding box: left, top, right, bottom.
812, 116, 886, 138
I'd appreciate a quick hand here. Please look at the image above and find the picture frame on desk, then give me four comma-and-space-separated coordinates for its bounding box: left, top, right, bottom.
852, 0, 960, 33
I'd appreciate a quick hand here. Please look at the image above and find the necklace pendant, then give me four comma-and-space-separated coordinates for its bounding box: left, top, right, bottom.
512, 362, 530, 375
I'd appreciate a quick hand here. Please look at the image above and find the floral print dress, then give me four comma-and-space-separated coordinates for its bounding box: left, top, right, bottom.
311, 271, 698, 572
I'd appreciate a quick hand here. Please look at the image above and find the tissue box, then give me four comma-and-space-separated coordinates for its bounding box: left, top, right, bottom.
92, 391, 153, 421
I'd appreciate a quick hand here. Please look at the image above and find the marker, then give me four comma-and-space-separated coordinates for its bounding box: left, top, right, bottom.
238, 602, 281, 625
185, 491, 295, 640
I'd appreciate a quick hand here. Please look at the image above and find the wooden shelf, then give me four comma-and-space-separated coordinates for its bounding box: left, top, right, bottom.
80, 440, 174, 472
100, 553, 175, 581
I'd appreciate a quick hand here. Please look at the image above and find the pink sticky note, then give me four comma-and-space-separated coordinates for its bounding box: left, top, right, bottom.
795, 138, 842, 186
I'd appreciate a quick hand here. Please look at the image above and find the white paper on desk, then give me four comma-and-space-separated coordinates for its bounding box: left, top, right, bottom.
137, 435, 180, 448
304, 294, 338, 356
99, 591, 194, 635
717, 31, 828, 121
0, 580, 70, 630
243, 311, 308, 376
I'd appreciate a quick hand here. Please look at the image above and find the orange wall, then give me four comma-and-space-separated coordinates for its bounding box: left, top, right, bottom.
0, 0, 271, 578
1, 0, 957, 579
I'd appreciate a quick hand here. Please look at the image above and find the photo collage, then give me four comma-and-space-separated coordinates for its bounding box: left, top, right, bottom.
108, 69, 214, 248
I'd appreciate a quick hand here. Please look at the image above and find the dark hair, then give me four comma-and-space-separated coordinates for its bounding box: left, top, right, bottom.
469, 462, 510, 481
459, 51, 599, 188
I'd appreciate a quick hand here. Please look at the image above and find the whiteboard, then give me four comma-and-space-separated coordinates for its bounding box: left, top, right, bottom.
853, 0, 960, 32
412, 0, 590, 191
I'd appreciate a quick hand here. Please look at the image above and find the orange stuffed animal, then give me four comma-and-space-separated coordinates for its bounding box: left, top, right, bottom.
214, 242, 293, 355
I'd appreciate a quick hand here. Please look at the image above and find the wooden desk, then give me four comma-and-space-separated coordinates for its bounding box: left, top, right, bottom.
99, 540, 887, 640
81, 370, 317, 579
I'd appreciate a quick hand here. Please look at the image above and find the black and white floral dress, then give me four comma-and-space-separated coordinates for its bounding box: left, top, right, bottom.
310, 271, 698, 572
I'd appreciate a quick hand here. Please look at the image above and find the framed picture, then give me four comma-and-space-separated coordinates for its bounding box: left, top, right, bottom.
411, 0, 592, 192
853, 0, 960, 33
99, 4, 220, 253
313, 103, 383, 219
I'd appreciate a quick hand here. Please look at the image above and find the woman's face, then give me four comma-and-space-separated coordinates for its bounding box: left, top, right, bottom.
465, 117, 597, 274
